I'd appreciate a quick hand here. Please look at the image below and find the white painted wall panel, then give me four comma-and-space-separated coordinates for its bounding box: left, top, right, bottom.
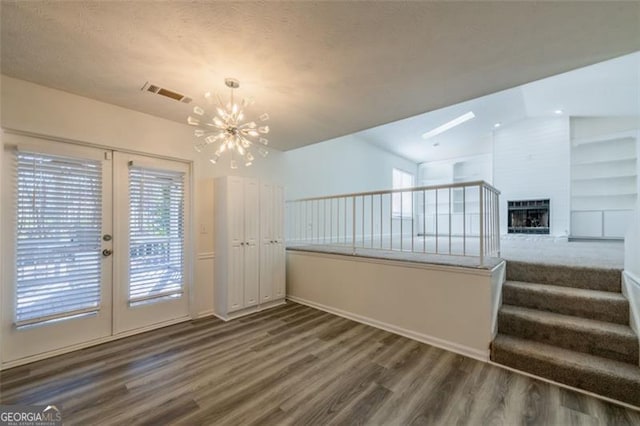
287, 251, 505, 360
493, 117, 570, 236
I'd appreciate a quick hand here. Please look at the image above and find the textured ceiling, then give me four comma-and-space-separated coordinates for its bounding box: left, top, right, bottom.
1, 1, 639, 151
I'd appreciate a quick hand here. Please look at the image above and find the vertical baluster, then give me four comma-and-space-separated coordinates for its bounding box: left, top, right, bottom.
297, 202, 300, 243
496, 190, 501, 256
330, 198, 333, 245
490, 190, 494, 256
380, 194, 383, 249
463, 186, 466, 256
411, 189, 414, 253
352, 196, 356, 254
435, 189, 439, 254
448, 187, 452, 255
371, 194, 374, 248
323, 199, 326, 244
362, 195, 365, 247
479, 184, 484, 265
389, 192, 393, 250
400, 191, 403, 252
423, 189, 426, 253
344, 197, 347, 245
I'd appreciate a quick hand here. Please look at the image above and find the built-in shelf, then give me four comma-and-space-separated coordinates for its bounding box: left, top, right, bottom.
570, 127, 637, 239
571, 173, 637, 182
571, 130, 637, 146
571, 155, 637, 167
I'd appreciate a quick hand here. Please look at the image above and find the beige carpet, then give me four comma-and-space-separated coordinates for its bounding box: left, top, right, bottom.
500, 236, 624, 269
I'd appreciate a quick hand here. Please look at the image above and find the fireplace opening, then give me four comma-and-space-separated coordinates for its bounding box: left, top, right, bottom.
508, 199, 550, 234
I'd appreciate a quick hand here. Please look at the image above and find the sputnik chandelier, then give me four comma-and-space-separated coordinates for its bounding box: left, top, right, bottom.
188, 78, 269, 168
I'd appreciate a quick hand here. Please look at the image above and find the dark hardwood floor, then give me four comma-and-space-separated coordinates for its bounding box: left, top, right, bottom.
1, 302, 638, 425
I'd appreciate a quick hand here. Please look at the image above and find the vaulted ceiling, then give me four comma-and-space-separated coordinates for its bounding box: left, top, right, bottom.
2, 1, 639, 151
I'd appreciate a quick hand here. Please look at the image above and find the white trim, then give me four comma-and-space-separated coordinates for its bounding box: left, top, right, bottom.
489, 361, 640, 411
2, 127, 192, 164
286, 249, 501, 277
1, 315, 190, 370
197, 252, 215, 261
287, 295, 489, 362
214, 299, 287, 322
195, 309, 215, 319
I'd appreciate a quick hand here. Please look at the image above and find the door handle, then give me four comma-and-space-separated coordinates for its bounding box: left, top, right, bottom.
102, 249, 113, 257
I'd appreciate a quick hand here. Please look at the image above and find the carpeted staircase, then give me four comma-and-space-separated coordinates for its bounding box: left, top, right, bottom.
491, 261, 640, 407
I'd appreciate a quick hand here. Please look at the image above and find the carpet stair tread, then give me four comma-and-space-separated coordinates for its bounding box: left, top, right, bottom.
491, 334, 640, 407
503, 280, 629, 324
506, 261, 621, 292
498, 304, 638, 364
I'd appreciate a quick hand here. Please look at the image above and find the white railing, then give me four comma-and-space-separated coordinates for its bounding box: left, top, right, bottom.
286, 181, 501, 265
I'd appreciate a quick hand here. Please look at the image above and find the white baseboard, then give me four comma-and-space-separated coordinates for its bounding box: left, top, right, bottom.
195, 309, 215, 319
287, 295, 489, 362
213, 299, 287, 322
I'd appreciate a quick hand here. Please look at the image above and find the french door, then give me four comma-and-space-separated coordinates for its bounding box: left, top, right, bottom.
112, 152, 190, 333
1, 135, 190, 365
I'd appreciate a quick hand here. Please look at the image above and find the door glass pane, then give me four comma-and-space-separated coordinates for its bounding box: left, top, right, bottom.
128, 166, 185, 306
15, 152, 102, 326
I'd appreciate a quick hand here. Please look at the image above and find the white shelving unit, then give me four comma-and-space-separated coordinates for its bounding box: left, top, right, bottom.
570, 131, 637, 239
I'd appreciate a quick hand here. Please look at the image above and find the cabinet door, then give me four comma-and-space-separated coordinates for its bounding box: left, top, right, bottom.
273, 186, 286, 299
274, 243, 286, 299
244, 243, 259, 307
228, 177, 245, 247
228, 244, 244, 311
260, 243, 273, 302
260, 183, 274, 302
273, 185, 285, 243
243, 179, 260, 307
226, 177, 245, 311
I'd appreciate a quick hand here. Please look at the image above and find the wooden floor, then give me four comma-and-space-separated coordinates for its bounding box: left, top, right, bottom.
1, 302, 638, 425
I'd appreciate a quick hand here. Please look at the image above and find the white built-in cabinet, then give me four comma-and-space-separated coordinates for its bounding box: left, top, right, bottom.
214, 176, 285, 320
259, 182, 286, 303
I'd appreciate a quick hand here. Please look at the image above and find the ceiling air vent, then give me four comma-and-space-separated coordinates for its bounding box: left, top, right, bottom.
141, 82, 192, 104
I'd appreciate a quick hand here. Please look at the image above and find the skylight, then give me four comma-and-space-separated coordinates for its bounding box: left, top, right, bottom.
422, 111, 476, 140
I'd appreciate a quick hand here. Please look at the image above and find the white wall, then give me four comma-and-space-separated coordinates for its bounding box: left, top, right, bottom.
287, 251, 505, 360
493, 117, 570, 236
282, 133, 417, 200
418, 153, 492, 186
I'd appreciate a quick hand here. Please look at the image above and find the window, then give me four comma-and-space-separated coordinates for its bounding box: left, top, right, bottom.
128, 165, 185, 306
14, 151, 103, 326
392, 168, 414, 218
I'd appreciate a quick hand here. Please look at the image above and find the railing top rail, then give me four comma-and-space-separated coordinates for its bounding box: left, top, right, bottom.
286, 180, 500, 203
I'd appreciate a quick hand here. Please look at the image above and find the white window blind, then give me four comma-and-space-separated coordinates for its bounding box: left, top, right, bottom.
392, 168, 414, 218
15, 152, 103, 326
128, 165, 185, 305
